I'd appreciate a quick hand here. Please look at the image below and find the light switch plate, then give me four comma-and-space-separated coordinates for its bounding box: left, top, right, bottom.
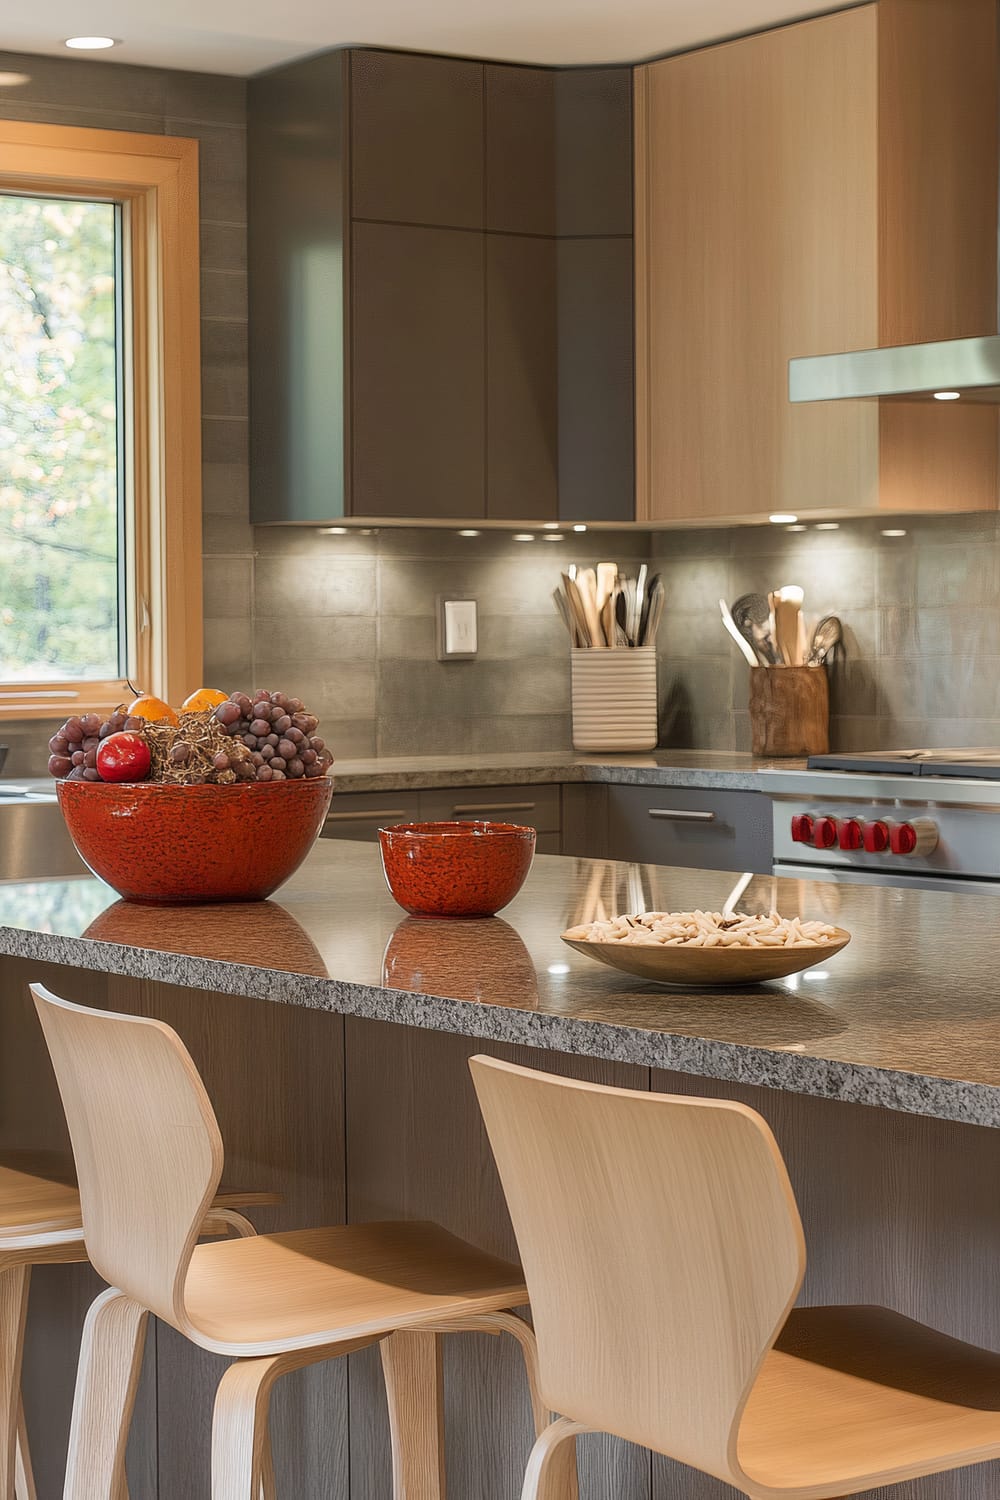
436, 596, 478, 660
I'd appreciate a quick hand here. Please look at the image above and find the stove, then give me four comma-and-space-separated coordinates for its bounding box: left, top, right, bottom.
760, 751, 1000, 891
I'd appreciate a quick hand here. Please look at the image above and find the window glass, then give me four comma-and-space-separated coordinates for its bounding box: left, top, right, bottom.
0, 192, 122, 683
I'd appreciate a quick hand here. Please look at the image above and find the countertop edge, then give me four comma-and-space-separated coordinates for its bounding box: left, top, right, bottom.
5, 927, 996, 1130
331, 763, 774, 794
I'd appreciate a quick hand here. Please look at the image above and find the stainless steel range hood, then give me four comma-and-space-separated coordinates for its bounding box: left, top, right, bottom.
789, 334, 1000, 403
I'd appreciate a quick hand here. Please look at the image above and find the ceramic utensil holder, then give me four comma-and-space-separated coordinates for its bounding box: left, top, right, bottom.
571, 647, 659, 751
749, 665, 829, 757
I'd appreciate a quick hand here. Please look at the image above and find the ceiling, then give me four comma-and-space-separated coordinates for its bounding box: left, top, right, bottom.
0, 0, 838, 76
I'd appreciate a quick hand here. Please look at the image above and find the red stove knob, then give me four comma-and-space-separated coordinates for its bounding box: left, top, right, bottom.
790, 813, 815, 844
890, 822, 918, 856
863, 820, 889, 853
838, 818, 863, 851
814, 817, 838, 849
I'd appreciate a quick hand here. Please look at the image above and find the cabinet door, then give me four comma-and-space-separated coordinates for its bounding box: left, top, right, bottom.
557, 237, 634, 523
555, 68, 632, 237
486, 235, 558, 521
606, 785, 773, 874
350, 50, 484, 229
635, 8, 879, 523
322, 791, 422, 842
418, 784, 561, 835
351, 221, 486, 519
485, 66, 555, 235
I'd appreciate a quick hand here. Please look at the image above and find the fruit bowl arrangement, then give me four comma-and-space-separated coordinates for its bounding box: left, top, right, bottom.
48, 686, 334, 904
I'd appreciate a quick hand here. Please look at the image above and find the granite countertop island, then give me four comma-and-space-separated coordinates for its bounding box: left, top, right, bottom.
3, 839, 1000, 1127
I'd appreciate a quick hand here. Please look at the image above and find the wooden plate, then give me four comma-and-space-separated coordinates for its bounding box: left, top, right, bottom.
560, 928, 851, 988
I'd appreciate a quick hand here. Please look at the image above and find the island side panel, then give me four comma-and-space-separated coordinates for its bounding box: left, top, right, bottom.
344, 1016, 654, 1500
648, 1067, 1000, 1500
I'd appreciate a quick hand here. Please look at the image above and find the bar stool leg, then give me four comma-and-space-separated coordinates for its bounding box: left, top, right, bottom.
63, 1288, 149, 1500
15, 1398, 36, 1500
211, 1355, 287, 1500
0, 1263, 29, 1500
520, 1419, 591, 1500
380, 1330, 446, 1500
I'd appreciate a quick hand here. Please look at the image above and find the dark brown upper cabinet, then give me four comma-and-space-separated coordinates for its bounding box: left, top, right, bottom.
350, 51, 484, 230
248, 47, 634, 526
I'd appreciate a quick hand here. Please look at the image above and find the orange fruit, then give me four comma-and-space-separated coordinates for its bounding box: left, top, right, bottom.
181, 687, 230, 713
127, 694, 179, 726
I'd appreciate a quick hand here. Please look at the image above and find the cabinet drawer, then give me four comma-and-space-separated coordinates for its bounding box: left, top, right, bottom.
417, 784, 561, 834
322, 791, 422, 843
606, 786, 772, 874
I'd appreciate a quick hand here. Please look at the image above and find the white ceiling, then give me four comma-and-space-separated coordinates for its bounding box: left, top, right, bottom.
0, 0, 839, 77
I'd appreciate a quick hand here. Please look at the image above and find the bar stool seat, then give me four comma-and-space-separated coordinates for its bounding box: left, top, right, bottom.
182, 1219, 527, 1354
739, 1304, 1000, 1496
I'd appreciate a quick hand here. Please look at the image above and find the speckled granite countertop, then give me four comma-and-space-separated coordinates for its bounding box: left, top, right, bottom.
4, 841, 1000, 1128
329, 751, 803, 793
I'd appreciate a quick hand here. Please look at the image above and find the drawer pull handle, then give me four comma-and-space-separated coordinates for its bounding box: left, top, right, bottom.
327, 809, 410, 822
648, 809, 716, 823
451, 802, 536, 814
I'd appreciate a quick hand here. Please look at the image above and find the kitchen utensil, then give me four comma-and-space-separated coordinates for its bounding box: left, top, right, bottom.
773, 586, 804, 667
643, 579, 666, 644
596, 562, 618, 615
807, 615, 843, 666
561, 925, 850, 988
719, 599, 759, 666
634, 564, 648, 643
552, 588, 581, 646
561, 573, 592, 647
576, 568, 605, 647
378, 820, 535, 918
57, 776, 333, 904
638, 571, 660, 645
600, 594, 616, 649
615, 590, 632, 647
731, 594, 777, 665
0, 746, 7, 776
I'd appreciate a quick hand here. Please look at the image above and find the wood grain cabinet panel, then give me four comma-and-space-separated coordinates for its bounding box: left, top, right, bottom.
635, 1, 999, 524
351, 220, 486, 519
350, 50, 484, 230
487, 234, 559, 520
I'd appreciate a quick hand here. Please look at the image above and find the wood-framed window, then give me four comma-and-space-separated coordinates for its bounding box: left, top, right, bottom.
0, 120, 202, 720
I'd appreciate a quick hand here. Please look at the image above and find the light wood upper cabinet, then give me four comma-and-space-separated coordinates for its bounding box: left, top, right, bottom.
635, 2, 999, 524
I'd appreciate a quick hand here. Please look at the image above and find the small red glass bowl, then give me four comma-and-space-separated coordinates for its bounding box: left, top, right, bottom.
57, 776, 333, 904
378, 820, 536, 919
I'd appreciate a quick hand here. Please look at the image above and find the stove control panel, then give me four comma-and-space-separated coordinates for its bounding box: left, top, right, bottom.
789, 813, 938, 857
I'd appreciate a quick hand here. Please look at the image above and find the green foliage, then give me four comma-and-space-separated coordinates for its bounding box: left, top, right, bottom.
0, 192, 120, 682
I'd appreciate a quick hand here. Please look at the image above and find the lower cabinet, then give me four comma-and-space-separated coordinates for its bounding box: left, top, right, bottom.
322, 784, 562, 848
605, 785, 773, 874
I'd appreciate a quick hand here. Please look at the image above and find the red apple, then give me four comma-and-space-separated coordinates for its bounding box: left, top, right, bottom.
95, 731, 151, 783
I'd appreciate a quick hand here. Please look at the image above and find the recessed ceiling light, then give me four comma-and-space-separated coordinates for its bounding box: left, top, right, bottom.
64, 36, 117, 49
572, 523, 587, 533
457, 529, 480, 537
815, 522, 840, 530
512, 533, 535, 542
769, 513, 797, 524
933, 390, 961, 401
0, 72, 30, 86
880, 528, 907, 538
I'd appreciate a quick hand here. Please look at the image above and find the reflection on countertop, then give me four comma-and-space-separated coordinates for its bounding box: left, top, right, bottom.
2, 840, 1000, 1126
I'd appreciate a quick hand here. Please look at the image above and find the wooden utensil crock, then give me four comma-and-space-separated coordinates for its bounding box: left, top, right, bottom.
749, 666, 829, 757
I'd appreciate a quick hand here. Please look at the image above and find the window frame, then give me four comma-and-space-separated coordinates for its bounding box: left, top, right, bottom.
0, 121, 203, 720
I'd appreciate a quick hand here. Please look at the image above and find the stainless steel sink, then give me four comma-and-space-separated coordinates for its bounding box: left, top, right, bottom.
0, 798, 86, 881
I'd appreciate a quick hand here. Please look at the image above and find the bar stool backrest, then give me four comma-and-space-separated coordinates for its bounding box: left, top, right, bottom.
31, 983, 224, 1329
470, 1056, 806, 1487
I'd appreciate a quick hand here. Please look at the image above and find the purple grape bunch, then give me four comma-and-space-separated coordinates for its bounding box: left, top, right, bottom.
48, 710, 136, 781
213, 689, 333, 783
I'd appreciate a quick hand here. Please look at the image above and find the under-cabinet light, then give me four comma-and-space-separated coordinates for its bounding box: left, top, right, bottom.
512, 533, 535, 542
815, 522, 840, 530
64, 35, 117, 48
880, 529, 907, 538
572, 524, 587, 533
933, 391, 961, 400
768, 512, 797, 524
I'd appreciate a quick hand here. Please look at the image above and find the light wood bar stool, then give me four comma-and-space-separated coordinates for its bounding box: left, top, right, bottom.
471, 1054, 1000, 1500
0, 1153, 271, 1500
30, 985, 559, 1500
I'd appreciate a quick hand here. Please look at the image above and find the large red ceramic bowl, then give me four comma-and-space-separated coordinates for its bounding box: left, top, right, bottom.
57, 776, 333, 904
378, 820, 535, 918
